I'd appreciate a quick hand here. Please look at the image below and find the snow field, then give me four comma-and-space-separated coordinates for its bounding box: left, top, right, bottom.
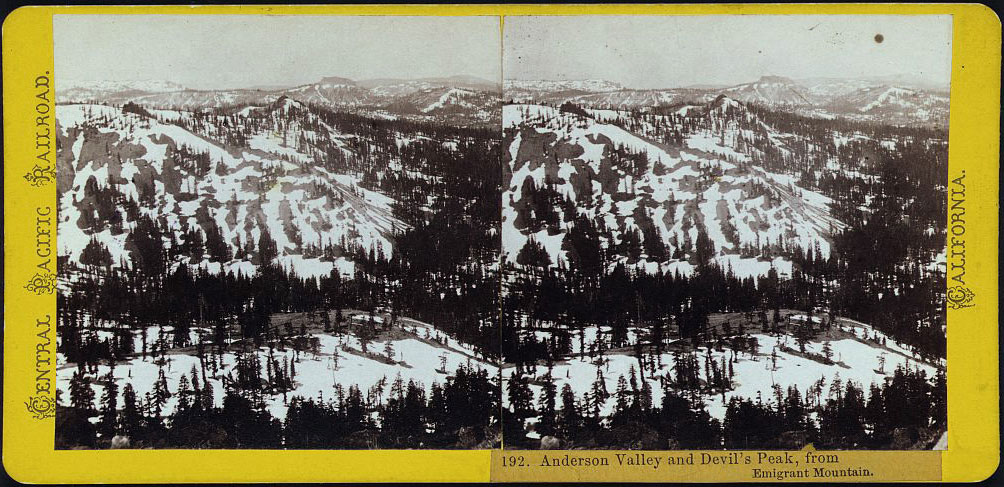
59, 318, 498, 424
505, 319, 941, 424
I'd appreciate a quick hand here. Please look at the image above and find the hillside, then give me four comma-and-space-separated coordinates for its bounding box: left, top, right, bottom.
57, 100, 407, 279
502, 100, 844, 279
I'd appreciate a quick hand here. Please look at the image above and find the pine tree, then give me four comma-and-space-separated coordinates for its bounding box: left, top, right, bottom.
384, 341, 395, 362
537, 368, 558, 436
176, 374, 192, 412
558, 383, 580, 436
98, 371, 119, 437
589, 363, 609, 414
152, 367, 171, 416
256, 227, 278, 264
638, 379, 653, 413
69, 369, 96, 415
202, 378, 215, 409
119, 383, 141, 440
507, 371, 535, 420
613, 375, 630, 417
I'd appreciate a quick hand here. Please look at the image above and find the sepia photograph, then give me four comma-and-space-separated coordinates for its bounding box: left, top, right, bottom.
2, 3, 1001, 484
500, 15, 950, 451
49, 11, 954, 454
53, 14, 502, 450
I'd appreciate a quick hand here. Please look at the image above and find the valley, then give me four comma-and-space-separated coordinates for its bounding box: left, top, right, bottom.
55, 76, 504, 450
53, 72, 948, 452
500, 83, 948, 450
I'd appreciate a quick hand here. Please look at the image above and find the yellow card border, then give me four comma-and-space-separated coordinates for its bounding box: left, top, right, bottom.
2, 3, 999, 483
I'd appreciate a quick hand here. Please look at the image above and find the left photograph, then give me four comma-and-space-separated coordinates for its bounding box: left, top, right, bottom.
53, 15, 502, 449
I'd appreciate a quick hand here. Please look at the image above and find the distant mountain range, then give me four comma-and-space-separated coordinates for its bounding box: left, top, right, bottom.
506, 75, 949, 128
57, 73, 948, 128
57, 75, 501, 126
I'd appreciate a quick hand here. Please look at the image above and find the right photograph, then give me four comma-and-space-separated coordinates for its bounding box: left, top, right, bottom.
501, 15, 950, 450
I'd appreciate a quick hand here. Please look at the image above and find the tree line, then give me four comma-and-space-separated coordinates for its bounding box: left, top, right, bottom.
503, 362, 945, 450
59, 361, 497, 449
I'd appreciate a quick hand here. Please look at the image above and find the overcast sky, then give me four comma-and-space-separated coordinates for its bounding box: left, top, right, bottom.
504, 15, 952, 89
54, 15, 501, 90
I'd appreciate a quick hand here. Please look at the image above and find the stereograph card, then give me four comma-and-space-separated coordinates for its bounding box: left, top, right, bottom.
2, 4, 999, 483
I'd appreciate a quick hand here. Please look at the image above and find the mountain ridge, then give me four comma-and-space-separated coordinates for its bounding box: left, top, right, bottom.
504, 75, 949, 128
56, 75, 502, 125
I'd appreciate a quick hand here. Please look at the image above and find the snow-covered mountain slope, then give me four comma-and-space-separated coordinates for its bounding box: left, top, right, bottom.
555, 90, 713, 110
502, 101, 844, 278
56, 100, 406, 278
392, 87, 502, 122
115, 89, 275, 111
723, 76, 813, 106
823, 85, 950, 127
58, 311, 497, 422
506, 78, 622, 96
361, 75, 499, 95
504, 311, 944, 438
418, 88, 481, 113
281, 77, 377, 107
800, 75, 949, 95
800, 78, 885, 99
58, 79, 189, 102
